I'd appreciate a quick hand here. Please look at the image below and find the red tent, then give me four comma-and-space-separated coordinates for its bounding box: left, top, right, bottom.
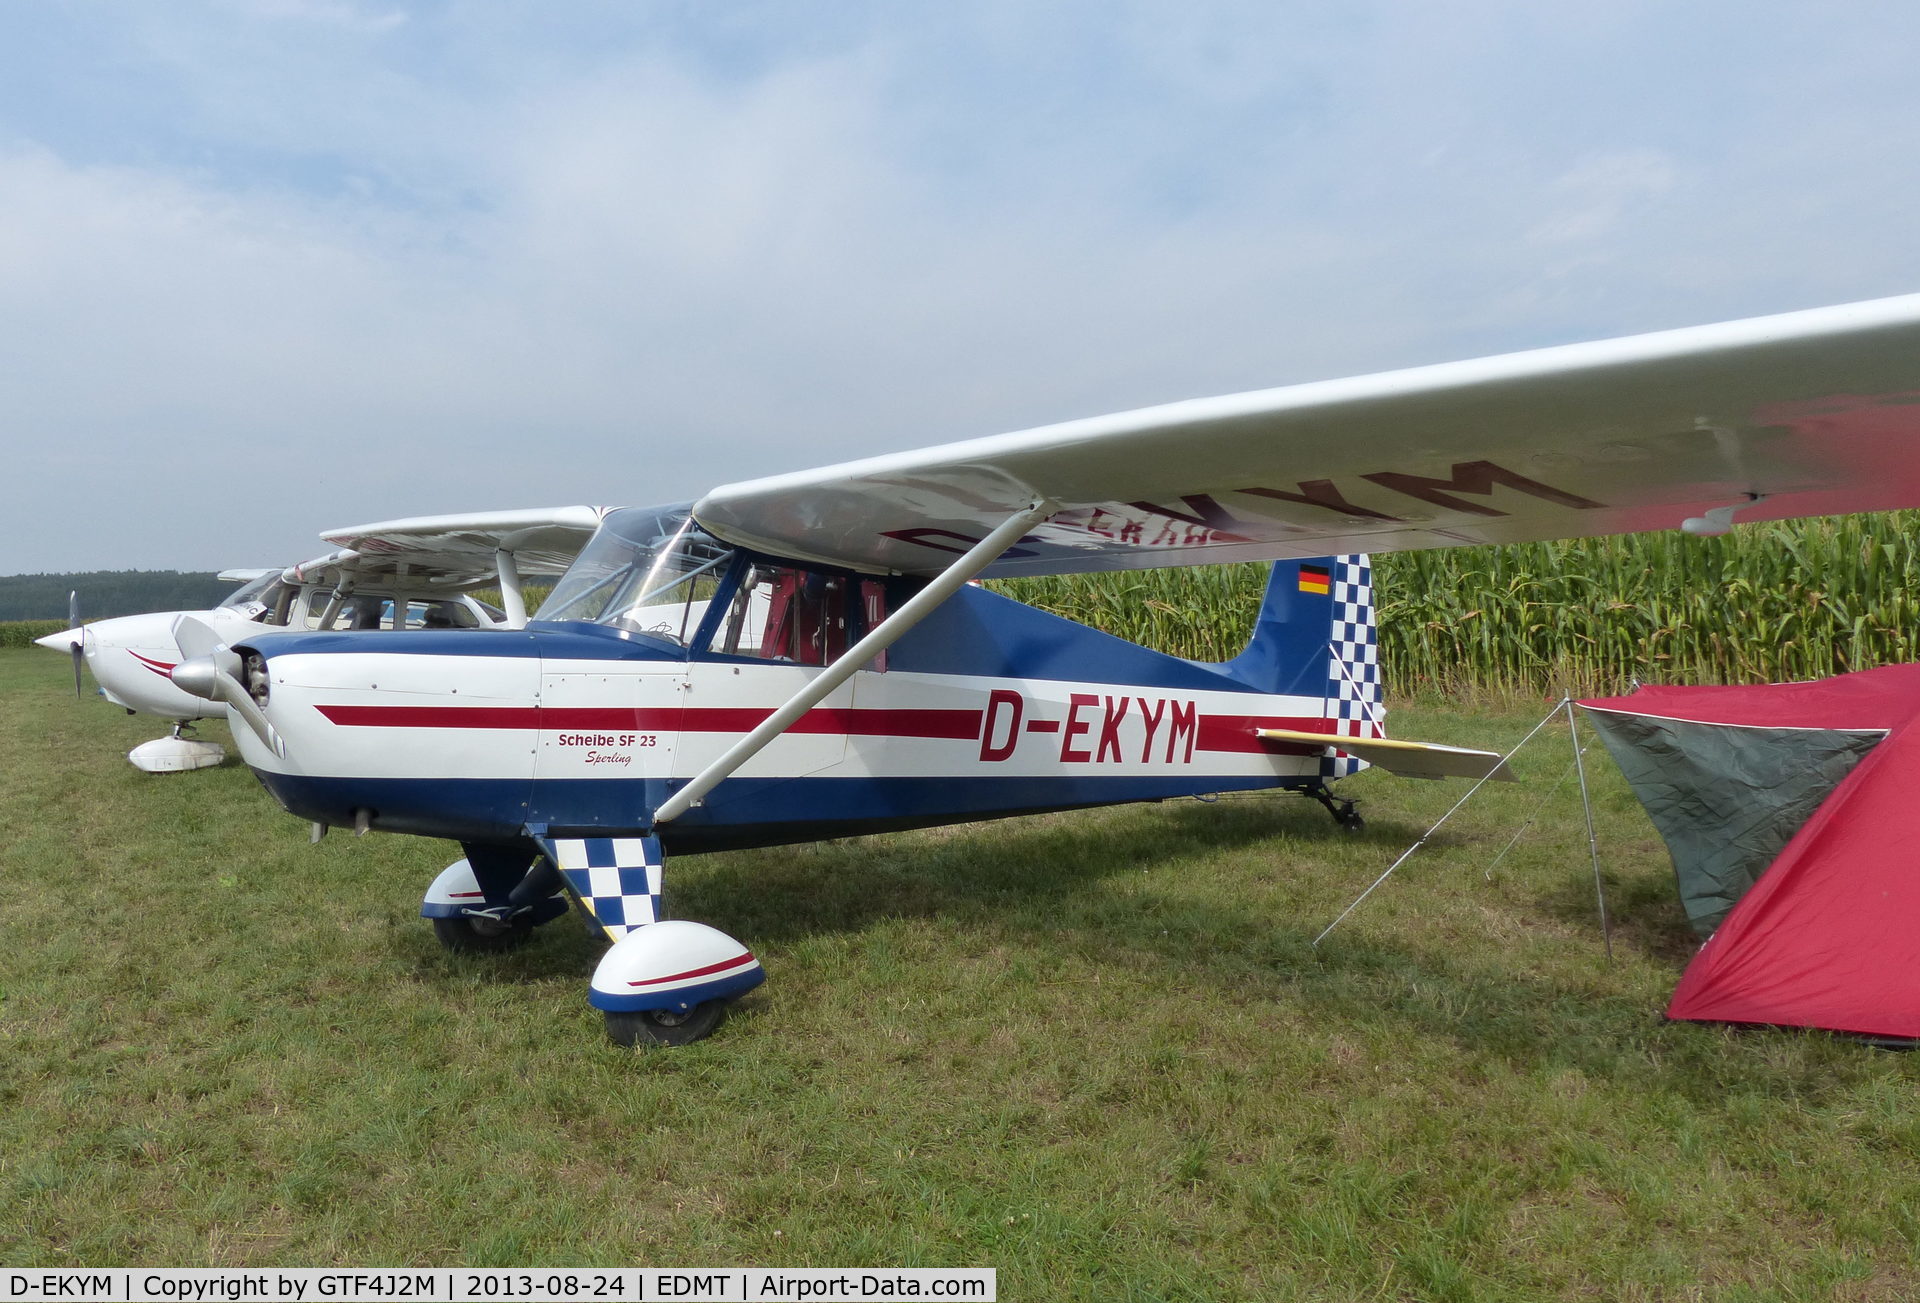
1582, 665, 1920, 1039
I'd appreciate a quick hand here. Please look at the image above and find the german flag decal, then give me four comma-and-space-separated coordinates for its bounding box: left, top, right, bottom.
1298, 564, 1331, 595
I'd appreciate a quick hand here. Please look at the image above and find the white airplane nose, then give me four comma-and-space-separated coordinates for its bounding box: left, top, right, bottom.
169, 656, 222, 702
33, 627, 82, 652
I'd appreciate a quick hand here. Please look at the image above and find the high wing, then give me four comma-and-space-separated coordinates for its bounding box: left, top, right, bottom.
693, 293, 1920, 578
304, 506, 609, 589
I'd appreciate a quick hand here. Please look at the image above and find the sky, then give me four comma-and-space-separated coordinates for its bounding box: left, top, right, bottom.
7, 1, 1920, 574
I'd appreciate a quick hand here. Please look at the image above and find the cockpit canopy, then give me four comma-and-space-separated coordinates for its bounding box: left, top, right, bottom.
538, 505, 894, 663
538, 506, 732, 641
218, 571, 280, 613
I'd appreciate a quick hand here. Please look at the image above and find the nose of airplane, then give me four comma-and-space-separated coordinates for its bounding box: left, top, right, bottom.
33, 627, 82, 652
169, 656, 221, 703
169, 649, 286, 758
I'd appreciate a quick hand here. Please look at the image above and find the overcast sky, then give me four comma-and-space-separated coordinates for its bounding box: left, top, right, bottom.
7, 1, 1920, 574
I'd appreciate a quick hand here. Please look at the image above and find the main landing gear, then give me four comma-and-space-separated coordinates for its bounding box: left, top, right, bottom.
431, 911, 536, 954
588, 919, 763, 1047
421, 855, 570, 952
419, 839, 764, 1047
605, 1003, 728, 1048
127, 721, 225, 773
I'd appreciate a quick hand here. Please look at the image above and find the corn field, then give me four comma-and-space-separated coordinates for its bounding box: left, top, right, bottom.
0, 619, 64, 649
990, 511, 1920, 696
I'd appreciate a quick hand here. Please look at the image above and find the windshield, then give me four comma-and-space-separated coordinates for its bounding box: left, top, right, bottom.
539, 505, 736, 643
219, 572, 279, 610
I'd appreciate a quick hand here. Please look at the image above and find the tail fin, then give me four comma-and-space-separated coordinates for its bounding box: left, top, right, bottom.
1220, 556, 1384, 776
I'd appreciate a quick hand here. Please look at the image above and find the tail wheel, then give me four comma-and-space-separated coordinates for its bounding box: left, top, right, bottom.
432, 913, 534, 953
605, 1000, 727, 1047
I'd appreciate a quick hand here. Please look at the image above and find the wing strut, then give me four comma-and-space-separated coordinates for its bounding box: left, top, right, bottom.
494, 520, 581, 629
651, 499, 1059, 825
495, 548, 527, 628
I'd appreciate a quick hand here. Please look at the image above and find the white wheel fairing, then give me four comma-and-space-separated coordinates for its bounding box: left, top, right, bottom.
420, 856, 566, 919
420, 858, 486, 919
127, 735, 226, 773
589, 920, 765, 1013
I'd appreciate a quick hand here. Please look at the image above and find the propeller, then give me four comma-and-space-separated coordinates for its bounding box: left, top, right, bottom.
69, 591, 83, 698
169, 615, 286, 758
172, 613, 220, 661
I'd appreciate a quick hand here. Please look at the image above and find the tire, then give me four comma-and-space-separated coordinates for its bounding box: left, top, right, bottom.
605, 1000, 727, 1047
432, 913, 533, 953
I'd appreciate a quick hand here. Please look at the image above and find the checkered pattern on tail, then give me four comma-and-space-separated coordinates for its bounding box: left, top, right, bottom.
1323, 555, 1383, 780
540, 835, 663, 939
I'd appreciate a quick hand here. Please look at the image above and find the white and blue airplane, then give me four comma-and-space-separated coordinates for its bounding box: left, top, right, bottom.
38, 508, 603, 771
170, 292, 1920, 1045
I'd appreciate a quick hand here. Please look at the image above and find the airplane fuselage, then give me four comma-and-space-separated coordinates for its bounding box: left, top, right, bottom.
228, 584, 1366, 853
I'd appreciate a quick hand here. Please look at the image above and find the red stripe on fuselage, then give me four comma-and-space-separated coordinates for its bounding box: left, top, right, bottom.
313, 702, 1355, 753
314, 704, 985, 740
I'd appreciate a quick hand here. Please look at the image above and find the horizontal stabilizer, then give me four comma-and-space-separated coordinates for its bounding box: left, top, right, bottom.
1256, 728, 1515, 782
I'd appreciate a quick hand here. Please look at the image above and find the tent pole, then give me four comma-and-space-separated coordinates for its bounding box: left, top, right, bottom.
1565, 695, 1614, 960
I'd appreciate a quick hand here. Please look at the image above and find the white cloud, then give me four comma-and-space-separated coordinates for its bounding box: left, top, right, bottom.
8, 3, 1920, 572
1528, 150, 1680, 246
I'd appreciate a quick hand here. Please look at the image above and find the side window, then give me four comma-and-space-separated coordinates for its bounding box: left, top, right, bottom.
860, 580, 890, 672
302, 590, 336, 630
342, 596, 386, 630
259, 581, 297, 626
718, 568, 775, 656
719, 565, 867, 666
397, 601, 464, 629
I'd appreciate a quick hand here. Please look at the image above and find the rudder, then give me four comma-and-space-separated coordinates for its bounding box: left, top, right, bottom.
1219, 556, 1385, 777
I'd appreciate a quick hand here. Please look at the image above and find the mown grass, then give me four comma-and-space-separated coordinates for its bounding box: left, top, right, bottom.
4, 647, 1919, 1297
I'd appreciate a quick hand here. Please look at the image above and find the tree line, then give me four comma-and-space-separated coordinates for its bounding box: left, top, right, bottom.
0, 570, 237, 622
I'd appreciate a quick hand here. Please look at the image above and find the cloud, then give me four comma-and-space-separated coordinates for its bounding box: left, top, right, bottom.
8, 3, 1920, 572
1528, 150, 1681, 246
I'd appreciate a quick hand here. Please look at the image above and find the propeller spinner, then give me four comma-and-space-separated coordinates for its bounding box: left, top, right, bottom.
169, 616, 285, 758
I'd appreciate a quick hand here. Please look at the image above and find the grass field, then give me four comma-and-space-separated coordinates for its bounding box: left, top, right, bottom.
4, 646, 1918, 1299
